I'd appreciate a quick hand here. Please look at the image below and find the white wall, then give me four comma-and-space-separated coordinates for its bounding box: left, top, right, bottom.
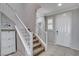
1, 12, 15, 29
36, 16, 45, 33
17, 34, 27, 56
9, 3, 40, 32
71, 8, 79, 50
36, 16, 46, 43
0, 11, 1, 55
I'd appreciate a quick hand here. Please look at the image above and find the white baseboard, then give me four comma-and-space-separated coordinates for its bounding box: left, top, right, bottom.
54, 42, 79, 51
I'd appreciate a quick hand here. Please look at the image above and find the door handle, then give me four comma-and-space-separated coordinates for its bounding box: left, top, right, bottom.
56, 30, 58, 34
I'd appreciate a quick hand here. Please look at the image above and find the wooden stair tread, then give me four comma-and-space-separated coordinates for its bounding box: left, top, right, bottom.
33, 39, 38, 41
33, 36, 36, 39
33, 47, 44, 56
33, 39, 39, 43
33, 33, 45, 56
33, 42, 41, 48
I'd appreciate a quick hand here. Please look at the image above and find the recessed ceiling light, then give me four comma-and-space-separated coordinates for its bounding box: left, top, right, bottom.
62, 13, 66, 16
58, 3, 62, 6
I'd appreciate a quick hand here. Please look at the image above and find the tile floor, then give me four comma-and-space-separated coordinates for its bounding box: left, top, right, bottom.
9, 51, 23, 56
39, 44, 79, 56
9, 43, 79, 56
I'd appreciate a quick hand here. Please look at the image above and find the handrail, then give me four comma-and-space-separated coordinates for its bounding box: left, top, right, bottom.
5, 3, 31, 34
35, 32, 47, 51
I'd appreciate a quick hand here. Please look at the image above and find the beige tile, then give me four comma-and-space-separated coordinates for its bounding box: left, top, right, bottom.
39, 44, 79, 56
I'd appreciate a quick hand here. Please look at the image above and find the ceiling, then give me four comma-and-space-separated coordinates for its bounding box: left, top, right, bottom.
37, 3, 79, 17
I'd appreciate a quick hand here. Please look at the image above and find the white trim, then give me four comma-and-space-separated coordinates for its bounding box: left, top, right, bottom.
55, 43, 79, 51
30, 32, 33, 55
70, 47, 79, 51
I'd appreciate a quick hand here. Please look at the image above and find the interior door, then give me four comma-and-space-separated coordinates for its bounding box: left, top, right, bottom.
47, 18, 54, 45
55, 12, 71, 47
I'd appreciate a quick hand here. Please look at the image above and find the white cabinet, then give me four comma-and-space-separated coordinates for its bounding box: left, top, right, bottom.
1, 30, 16, 56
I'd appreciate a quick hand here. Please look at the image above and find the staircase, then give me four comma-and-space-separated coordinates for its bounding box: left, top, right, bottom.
33, 34, 45, 56
21, 28, 45, 56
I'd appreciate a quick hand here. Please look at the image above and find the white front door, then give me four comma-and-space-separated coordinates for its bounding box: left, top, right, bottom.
55, 12, 71, 47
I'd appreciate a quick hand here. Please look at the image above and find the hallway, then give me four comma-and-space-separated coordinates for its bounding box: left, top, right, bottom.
40, 43, 79, 56
1, 3, 79, 56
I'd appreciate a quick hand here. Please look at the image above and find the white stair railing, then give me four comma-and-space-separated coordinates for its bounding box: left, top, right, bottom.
0, 3, 33, 56
36, 29, 47, 51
